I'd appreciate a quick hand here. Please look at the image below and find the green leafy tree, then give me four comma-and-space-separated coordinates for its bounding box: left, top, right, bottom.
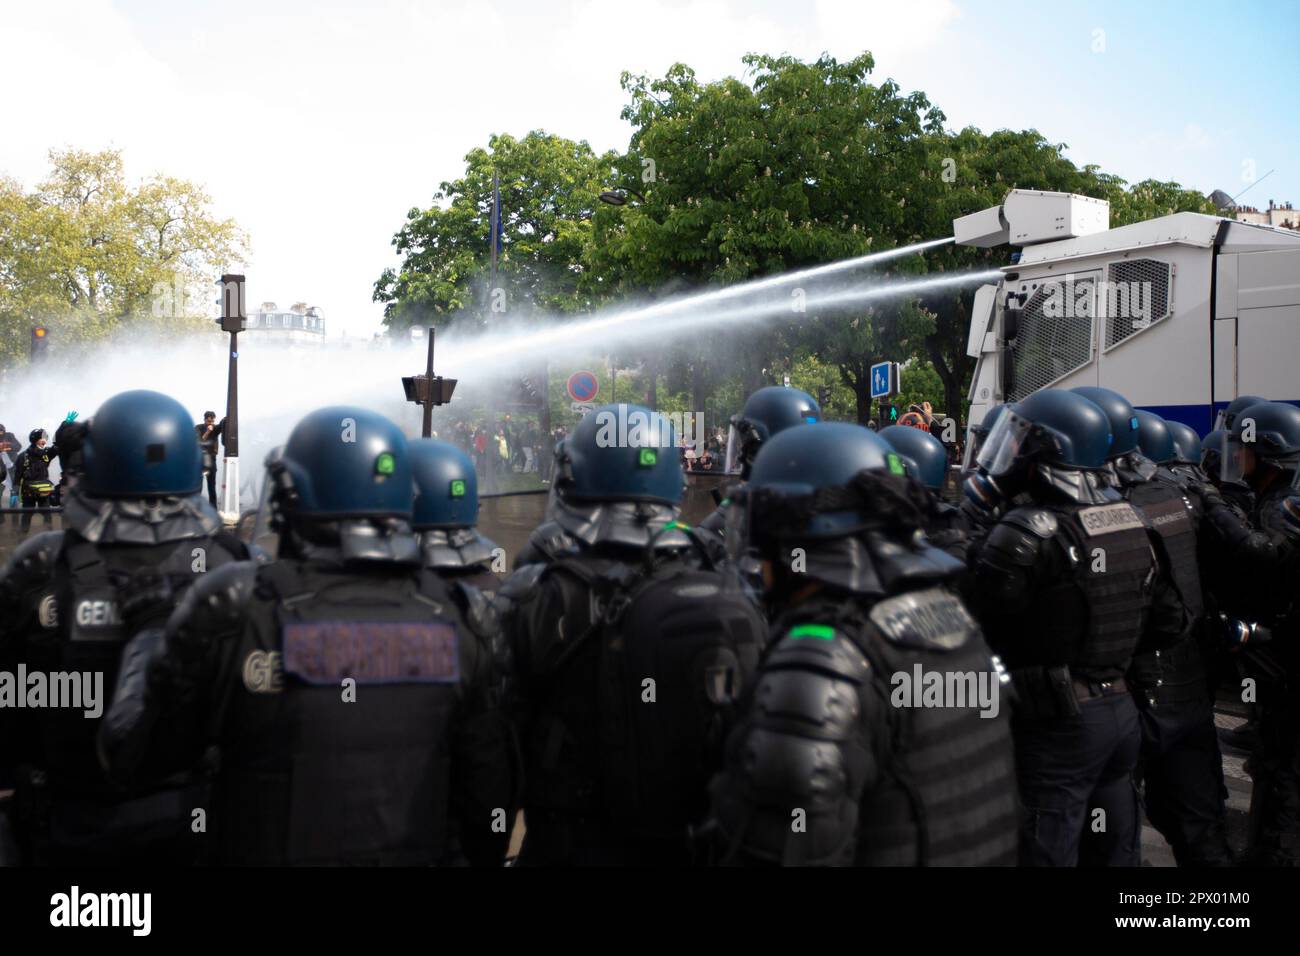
0, 148, 245, 366
591, 52, 947, 420
374, 131, 618, 333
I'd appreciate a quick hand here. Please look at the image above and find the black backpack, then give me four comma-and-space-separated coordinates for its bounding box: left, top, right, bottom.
536, 530, 765, 837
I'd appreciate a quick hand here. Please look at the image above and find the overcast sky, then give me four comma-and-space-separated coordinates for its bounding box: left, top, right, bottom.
4, 0, 1297, 337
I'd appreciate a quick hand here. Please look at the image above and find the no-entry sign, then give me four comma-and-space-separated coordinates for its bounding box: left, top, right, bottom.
567, 370, 599, 403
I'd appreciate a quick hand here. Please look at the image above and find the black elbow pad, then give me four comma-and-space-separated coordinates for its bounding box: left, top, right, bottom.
710, 630, 874, 865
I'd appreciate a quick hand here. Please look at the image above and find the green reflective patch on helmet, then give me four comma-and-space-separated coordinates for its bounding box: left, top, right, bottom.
450, 479, 466, 498
664, 519, 692, 531
638, 447, 658, 467
375, 452, 396, 476
788, 623, 836, 641
886, 451, 906, 476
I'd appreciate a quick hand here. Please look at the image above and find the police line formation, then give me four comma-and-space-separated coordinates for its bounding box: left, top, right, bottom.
1, 384, 1298, 867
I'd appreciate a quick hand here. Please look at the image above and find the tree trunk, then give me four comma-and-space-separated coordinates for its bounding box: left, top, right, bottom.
644, 354, 658, 408
537, 359, 551, 448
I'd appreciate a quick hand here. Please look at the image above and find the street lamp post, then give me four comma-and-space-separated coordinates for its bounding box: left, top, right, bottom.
402, 327, 457, 436
216, 274, 247, 524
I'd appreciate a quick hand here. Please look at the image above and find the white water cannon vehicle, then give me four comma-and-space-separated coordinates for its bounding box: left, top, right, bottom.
955, 189, 1300, 437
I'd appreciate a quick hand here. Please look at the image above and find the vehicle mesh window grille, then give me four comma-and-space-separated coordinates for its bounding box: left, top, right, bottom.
1104, 258, 1172, 349
1008, 277, 1096, 401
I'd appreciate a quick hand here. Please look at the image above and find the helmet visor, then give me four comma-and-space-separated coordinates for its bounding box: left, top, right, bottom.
724, 423, 746, 476
961, 428, 981, 473
251, 445, 284, 545
1219, 433, 1248, 485
723, 495, 749, 563
976, 409, 1033, 478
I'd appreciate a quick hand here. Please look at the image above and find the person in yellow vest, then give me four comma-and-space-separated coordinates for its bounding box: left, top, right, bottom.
13, 428, 58, 532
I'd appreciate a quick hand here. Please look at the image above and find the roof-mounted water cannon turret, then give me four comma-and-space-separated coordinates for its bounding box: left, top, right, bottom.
953, 188, 1110, 248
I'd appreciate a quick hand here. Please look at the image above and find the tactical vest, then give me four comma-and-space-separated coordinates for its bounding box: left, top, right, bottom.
841, 589, 1019, 866
211, 561, 477, 865
25, 533, 244, 797
519, 551, 764, 854
1126, 473, 1204, 641
1039, 501, 1155, 682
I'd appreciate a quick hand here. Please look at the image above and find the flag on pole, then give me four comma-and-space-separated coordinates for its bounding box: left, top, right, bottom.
489, 171, 502, 279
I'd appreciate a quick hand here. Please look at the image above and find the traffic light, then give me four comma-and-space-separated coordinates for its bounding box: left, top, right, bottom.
883, 403, 899, 423
30, 326, 50, 361
817, 385, 831, 409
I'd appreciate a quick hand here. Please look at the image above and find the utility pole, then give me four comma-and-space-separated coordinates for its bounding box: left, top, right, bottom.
216, 274, 247, 524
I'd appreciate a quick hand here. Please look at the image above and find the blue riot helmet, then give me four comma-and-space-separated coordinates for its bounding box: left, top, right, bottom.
258, 407, 416, 565
1222, 401, 1300, 485
1165, 420, 1203, 466
411, 438, 478, 530
1071, 387, 1140, 460
880, 424, 949, 491
557, 403, 683, 505
725, 386, 821, 477
1133, 410, 1176, 465
409, 437, 499, 571
977, 389, 1116, 504
80, 390, 203, 498
1215, 394, 1266, 433
1201, 428, 1228, 479
267, 406, 412, 522
738, 422, 959, 593
979, 389, 1113, 475
547, 404, 690, 550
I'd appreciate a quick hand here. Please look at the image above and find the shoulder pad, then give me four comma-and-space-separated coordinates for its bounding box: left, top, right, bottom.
496, 562, 547, 604
0, 530, 64, 583
868, 586, 976, 651
765, 622, 872, 682
170, 560, 259, 639
1001, 506, 1059, 539
529, 521, 578, 562
1261, 494, 1300, 542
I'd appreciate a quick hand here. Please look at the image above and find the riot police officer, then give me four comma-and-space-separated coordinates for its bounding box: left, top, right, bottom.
959, 403, 1029, 540
697, 386, 821, 557
1164, 420, 1205, 482
1222, 400, 1300, 865
1076, 392, 1232, 866
0, 390, 249, 864
410, 437, 502, 591
99, 407, 516, 866
1205, 395, 1266, 514
879, 423, 968, 557
709, 423, 1017, 865
966, 388, 1157, 866
498, 403, 765, 865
